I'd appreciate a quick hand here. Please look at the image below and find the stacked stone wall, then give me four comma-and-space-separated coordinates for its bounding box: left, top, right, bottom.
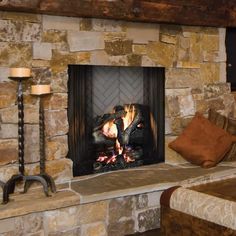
0, 11, 233, 184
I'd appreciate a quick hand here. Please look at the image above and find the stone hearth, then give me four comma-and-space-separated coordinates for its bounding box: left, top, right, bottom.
0, 163, 236, 235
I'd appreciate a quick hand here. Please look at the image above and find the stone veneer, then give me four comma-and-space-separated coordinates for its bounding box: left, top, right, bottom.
0, 11, 235, 186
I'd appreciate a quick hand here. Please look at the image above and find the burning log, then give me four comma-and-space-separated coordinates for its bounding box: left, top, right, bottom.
93, 104, 147, 173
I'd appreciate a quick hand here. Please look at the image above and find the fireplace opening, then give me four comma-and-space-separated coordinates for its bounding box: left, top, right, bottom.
68, 65, 165, 176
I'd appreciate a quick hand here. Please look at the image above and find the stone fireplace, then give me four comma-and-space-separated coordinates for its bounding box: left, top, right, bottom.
68, 65, 165, 176
0, 12, 234, 185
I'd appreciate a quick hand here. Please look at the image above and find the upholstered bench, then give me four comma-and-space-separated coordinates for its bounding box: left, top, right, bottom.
160, 177, 236, 235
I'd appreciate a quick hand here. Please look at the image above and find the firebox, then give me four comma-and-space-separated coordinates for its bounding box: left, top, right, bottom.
68, 65, 165, 176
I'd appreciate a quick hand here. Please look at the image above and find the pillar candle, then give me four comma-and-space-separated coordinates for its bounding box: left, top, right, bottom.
9, 68, 31, 78
31, 85, 51, 95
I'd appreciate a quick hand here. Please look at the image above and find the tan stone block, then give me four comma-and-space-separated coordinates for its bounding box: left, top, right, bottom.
165, 68, 201, 89
105, 39, 132, 56
0, 139, 18, 166
126, 22, 159, 44
48, 227, 81, 236
195, 99, 208, 114
165, 88, 192, 97
92, 18, 123, 32
43, 93, 68, 110
24, 124, 40, 164
32, 60, 51, 68
160, 34, 177, 44
0, 19, 21, 42
108, 55, 128, 66
135, 194, 148, 210
160, 24, 182, 35
166, 96, 180, 117
78, 201, 108, 224
46, 135, 68, 160
147, 191, 162, 208
136, 208, 160, 232
189, 33, 202, 62
141, 56, 156, 67
80, 18, 92, 31
222, 94, 235, 115
165, 136, 187, 165
22, 22, 41, 42
0, 11, 41, 22
50, 71, 68, 93
146, 41, 175, 67
45, 109, 68, 136
90, 50, 109, 65
0, 67, 10, 82
108, 219, 134, 236
68, 31, 104, 52
203, 83, 231, 99
202, 34, 219, 52
42, 30, 67, 43
207, 99, 225, 112
31, 67, 52, 85
81, 222, 107, 236
179, 36, 190, 49
127, 54, 142, 66
0, 106, 17, 123
43, 15, 80, 30
48, 158, 72, 182
44, 206, 80, 233
200, 63, 220, 84
0, 164, 18, 182
178, 95, 195, 116
50, 50, 90, 74
33, 42, 52, 60
0, 42, 32, 67
104, 32, 126, 41
165, 117, 172, 134
0, 218, 15, 233
0, 124, 18, 139
176, 61, 200, 69
109, 196, 133, 223
14, 212, 43, 235
132, 45, 147, 55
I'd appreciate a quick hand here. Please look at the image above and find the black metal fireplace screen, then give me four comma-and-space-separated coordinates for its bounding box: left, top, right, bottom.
68, 65, 165, 176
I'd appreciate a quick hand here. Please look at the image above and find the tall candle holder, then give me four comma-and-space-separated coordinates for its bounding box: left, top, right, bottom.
24, 85, 56, 194
3, 68, 31, 203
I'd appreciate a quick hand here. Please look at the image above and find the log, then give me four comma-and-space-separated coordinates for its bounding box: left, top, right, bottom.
0, 0, 236, 27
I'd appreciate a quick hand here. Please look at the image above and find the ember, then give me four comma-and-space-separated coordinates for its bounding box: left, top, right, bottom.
93, 104, 147, 173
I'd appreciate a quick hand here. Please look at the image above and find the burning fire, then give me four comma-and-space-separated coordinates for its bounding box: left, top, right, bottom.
97, 105, 136, 164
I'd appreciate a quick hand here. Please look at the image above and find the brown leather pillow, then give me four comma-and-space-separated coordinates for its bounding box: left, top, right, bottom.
169, 112, 232, 168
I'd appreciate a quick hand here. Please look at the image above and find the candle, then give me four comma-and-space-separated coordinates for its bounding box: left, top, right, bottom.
9, 68, 31, 78
31, 85, 51, 95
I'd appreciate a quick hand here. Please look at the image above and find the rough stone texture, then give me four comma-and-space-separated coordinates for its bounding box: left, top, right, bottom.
78, 201, 108, 224
137, 208, 160, 232
44, 206, 80, 233
126, 22, 159, 44
109, 196, 133, 223
33, 42, 52, 60
0, 12, 232, 191
81, 222, 107, 236
45, 110, 68, 136
68, 31, 105, 52
42, 15, 80, 31
147, 41, 176, 67
46, 135, 68, 160
0, 139, 18, 166
105, 39, 132, 56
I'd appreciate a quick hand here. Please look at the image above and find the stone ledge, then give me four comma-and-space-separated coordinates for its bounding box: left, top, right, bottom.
0, 163, 236, 220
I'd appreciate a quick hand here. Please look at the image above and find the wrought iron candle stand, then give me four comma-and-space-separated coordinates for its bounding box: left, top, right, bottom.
24, 85, 56, 195
3, 73, 30, 203
2, 72, 55, 204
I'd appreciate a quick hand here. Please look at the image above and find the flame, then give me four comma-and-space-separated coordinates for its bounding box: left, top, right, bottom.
97, 105, 136, 164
